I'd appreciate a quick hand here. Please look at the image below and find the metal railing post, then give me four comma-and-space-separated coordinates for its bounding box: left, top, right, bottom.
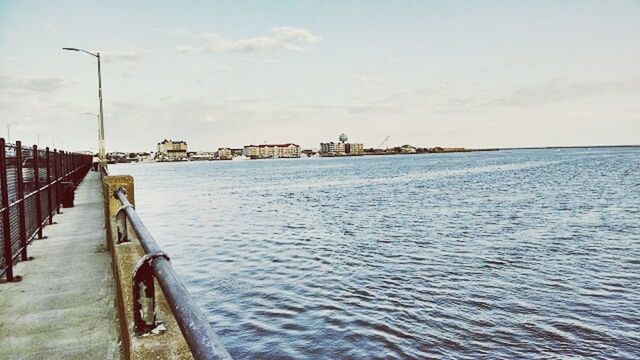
0, 138, 14, 282
33, 145, 43, 239
45, 147, 53, 224
53, 150, 61, 214
115, 203, 131, 244
132, 251, 169, 335
61, 151, 64, 178
16, 141, 27, 261
66, 152, 69, 179
60, 151, 65, 182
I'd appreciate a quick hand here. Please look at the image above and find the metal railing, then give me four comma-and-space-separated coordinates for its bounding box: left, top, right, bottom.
113, 187, 232, 360
0, 138, 92, 282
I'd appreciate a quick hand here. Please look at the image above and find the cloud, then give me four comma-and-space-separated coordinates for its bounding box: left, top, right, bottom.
349, 78, 640, 115
0, 73, 69, 94
154, 28, 191, 37
175, 45, 199, 54
170, 27, 321, 54
101, 47, 153, 64
488, 78, 640, 108
429, 78, 640, 113
341, 71, 385, 85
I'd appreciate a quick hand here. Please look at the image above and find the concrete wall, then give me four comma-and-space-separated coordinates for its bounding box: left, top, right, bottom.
102, 175, 193, 359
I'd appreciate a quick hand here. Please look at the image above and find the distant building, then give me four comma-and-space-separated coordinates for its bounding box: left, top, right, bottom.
346, 143, 364, 155
136, 152, 152, 161
320, 134, 363, 156
400, 145, 417, 153
157, 139, 188, 161
218, 148, 233, 160
320, 142, 345, 155
230, 148, 244, 157
301, 149, 316, 157
243, 144, 300, 159
190, 151, 216, 161
106, 152, 127, 164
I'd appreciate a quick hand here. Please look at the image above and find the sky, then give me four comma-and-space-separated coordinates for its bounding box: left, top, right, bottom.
0, 0, 639, 152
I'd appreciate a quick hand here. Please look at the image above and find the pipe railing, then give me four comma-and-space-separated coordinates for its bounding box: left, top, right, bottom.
0, 138, 92, 282
113, 187, 231, 360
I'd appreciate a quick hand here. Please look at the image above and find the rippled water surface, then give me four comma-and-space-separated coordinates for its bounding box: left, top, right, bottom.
112, 148, 639, 359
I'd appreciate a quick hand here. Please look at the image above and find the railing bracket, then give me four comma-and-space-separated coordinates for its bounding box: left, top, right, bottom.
115, 204, 134, 244
132, 251, 171, 336
116, 203, 134, 214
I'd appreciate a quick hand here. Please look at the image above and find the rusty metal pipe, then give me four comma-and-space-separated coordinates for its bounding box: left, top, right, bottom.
114, 188, 231, 360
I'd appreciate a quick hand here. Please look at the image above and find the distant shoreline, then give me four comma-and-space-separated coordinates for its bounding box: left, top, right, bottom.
492, 144, 639, 151
109, 144, 638, 164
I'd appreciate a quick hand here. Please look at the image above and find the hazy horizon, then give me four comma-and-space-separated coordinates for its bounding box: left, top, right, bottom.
1, 1, 639, 152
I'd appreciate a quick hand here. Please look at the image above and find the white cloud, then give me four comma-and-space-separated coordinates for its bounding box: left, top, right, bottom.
172, 27, 321, 54
153, 28, 191, 37
175, 45, 200, 54
0, 73, 69, 94
101, 47, 153, 64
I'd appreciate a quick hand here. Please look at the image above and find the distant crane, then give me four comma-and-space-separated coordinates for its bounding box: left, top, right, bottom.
377, 135, 390, 149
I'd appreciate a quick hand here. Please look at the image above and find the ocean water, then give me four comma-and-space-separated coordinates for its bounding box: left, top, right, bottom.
111, 148, 640, 359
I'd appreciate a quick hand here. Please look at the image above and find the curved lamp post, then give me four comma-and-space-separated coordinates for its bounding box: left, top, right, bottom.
62, 47, 105, 159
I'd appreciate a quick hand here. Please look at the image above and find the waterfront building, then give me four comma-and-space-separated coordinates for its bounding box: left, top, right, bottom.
106, 152, 127, 164
190, 151, 216, 161
301, 149, 316, 157
136, 152, 153, 161
320, 142, 345, 155
230, 148, 244, 157
320, 135, 364, 156
218, 148, 233, 160
242, 144, 301, 159
157, 139, 188, 161
346, 143, 364, 155
400, 145, 417, 153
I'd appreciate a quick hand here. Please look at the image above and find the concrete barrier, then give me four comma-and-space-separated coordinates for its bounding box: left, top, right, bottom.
103, 175, 192, 359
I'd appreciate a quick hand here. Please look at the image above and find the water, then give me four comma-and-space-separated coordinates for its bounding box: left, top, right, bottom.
111, 148, 640, 359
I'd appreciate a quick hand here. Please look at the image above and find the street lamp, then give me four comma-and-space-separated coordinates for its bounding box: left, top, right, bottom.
62, 47, 105, 159
6, 122, 18, 144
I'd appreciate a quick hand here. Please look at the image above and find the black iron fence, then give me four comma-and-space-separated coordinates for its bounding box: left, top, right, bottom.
0, 138, 92, 282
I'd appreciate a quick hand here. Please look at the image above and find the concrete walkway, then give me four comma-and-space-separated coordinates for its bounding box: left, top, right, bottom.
0, 171, 120, 359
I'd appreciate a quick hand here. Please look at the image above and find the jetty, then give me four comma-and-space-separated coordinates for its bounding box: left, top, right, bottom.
0, 138, 230, 359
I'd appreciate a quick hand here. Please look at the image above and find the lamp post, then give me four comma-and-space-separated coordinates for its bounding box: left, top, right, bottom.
6, 122, 18, 144
62, 47, 105, 159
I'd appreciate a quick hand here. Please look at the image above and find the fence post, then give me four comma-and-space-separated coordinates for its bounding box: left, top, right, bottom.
54, 150, 61, 214
46, 148, 53, 224
33, 145, 43, 240
16, 141, 27, 261
0, 138, 14, 282
64, 151, 68, 181
72, 153, 76, 183
60, 151, 64, 181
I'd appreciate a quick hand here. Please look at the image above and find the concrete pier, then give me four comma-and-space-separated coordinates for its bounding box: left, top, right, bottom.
0, 171, 120, 359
